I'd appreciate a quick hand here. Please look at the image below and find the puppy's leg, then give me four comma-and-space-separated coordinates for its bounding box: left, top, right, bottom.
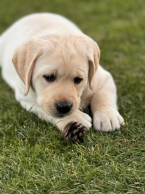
53, 110, 92, 141
20, 100, 91, 140
91, 72, 125, 132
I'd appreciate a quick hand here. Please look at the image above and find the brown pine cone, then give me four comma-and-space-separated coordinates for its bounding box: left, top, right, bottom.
63, 122, 86, 141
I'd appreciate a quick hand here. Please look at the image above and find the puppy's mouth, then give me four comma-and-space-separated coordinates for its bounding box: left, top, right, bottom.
53, 111, 73, 118
43, 107, 73, 118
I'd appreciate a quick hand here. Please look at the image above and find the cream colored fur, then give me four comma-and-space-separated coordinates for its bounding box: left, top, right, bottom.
0, 13, 124, 132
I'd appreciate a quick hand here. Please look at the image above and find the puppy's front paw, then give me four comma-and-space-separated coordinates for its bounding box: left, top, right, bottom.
63, 122, 86, 141
93, 109, 125, 132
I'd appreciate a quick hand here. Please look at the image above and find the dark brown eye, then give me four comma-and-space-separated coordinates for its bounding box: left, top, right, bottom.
74, 77, 83, 84
43, 74, 56, 82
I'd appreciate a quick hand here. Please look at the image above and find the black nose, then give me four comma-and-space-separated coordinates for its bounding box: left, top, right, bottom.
55, 101, 73, 114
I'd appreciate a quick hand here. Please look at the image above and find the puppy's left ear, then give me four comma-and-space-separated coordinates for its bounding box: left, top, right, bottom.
88, 41, 100, 90
12, 39, 43, 96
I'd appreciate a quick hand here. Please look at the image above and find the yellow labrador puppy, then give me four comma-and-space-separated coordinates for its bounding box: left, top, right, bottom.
0, 13, 124, 140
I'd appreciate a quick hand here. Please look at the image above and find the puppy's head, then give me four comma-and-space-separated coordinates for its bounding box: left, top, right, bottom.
12, 33, 100, 117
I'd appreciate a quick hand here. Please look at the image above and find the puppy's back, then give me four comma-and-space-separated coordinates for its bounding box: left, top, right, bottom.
0, 13, 82, 65
0, 13, 82, 89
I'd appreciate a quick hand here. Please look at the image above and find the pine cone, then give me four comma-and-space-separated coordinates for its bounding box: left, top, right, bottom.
63, 122, 86, 141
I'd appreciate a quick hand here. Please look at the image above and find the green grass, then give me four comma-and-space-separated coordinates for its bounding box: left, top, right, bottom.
0, 0, 145, 193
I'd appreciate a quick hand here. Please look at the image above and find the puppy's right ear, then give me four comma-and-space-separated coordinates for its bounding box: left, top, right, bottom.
12, 39, 43, 96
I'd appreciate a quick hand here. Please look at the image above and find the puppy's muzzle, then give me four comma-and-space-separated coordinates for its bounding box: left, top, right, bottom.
55, 101, 73, 115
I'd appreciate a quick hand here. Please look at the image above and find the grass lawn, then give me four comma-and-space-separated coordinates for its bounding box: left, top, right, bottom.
0, 0, 145, 193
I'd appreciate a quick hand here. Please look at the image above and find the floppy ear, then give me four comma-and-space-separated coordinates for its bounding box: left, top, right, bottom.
12, 40, 43, 96
88, 41, 100, 90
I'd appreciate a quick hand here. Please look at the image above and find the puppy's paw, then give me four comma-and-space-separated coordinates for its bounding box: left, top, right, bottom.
63, 122, 86, 141
55, 110, 92, 140
93, 109, 125, 132
77, 110, 92, 129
